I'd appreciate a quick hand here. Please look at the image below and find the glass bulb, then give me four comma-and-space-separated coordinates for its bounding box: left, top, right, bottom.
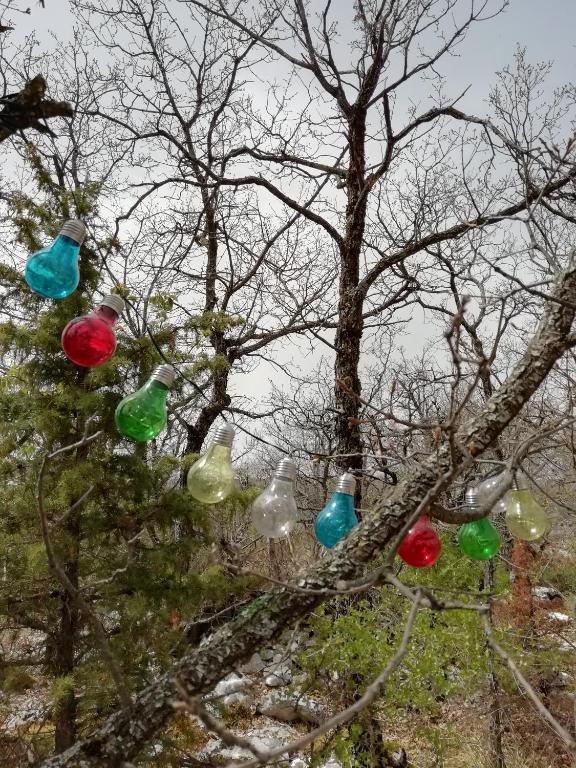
398, 515, 441, 568
505, 489, 549, 541
25, 220, 86, 299
476, 472, 508, 515
458, 517, 500, 560
314, 473, 358, 549
187, 424, 235, 504
115, 365, 175, 442
251, 459, 298, 539
61, 295, 124, 367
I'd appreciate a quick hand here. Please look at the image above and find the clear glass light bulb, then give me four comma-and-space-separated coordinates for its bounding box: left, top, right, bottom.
314, 473, 358, 549
251, 458, 298, 539
61, 294, 125, 367
476, 471, 508, 515
506, 488, 549, 541
25, 220, 86, 299
187, 424, 235, 504
115, 365, 175, 442
458, 487, 500, 560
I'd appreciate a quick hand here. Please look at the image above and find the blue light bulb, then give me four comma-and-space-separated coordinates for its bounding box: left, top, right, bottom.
314, 472, 358, 548
25, 220, 86, 299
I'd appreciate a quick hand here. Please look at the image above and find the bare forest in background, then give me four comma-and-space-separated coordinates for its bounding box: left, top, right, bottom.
1, 0, 576, 766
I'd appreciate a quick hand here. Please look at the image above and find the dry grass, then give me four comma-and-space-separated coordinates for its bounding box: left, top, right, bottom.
377, 693, 575, 768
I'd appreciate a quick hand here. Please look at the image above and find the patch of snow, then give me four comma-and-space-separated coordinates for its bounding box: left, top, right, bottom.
533, 586, 561, 599
547, 611, 571, 623
198, 721, 300, 762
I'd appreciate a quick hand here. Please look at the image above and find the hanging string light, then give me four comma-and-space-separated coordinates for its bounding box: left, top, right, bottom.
475, 470, 509, 516
398, 515, 441, 568
187, 424, 236, 504
115, 364, 175, 442
25, 220, 86, 299
506, 477, 549, 541
61, 294, 125, 367
40, 241, 556, 556
251, 458, 298, 538
457, 487, 501, 560
314, 472, 358, 548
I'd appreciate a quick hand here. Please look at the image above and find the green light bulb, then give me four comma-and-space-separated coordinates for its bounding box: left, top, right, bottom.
187, 424, 235, 504
115, 365, 175, 442
458, 486, 501, 560
458, 517, 500, 560
506, 488, 549, 541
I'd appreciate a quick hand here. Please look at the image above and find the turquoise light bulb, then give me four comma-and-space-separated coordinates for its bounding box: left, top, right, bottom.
25, 220, 86, 299
506, 488, 549, 541
115, 365, 175, 442
187, 424, 236, 504
314, 473, 358, 549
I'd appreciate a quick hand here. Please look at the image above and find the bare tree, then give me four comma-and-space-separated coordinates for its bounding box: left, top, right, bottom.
2, 2, 576, 765
164, 0, 576, 507
35, 252, 576, 766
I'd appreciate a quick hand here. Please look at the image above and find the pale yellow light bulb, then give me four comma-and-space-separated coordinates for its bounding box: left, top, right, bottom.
505, 489, 549, 541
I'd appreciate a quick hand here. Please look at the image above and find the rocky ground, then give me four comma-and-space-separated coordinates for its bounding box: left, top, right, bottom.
0, 580, 574, 766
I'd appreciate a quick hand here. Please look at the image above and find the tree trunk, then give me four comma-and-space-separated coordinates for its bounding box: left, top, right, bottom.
483, 559, 506, 768
334, 111, 369, 508
52, 507, 80, 753
184, 188, 231, 457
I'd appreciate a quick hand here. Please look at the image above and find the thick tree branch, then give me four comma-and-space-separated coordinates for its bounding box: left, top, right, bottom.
0, 75, 73, 142
359, 169, 576, 294
39, 257, 576, 767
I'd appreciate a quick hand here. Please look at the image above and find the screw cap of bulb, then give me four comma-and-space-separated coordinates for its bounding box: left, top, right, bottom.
274, 458, 296, 482
60, 219, 86, 245
151, 364, 176, 388
335, 472, 355, 496
465, 486, 480, 511
100, 294, 125, 316
212, 423, 235, 447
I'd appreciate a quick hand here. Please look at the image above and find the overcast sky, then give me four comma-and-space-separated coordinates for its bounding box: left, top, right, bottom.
3, 0, 576, 437
7, 0, 575, 89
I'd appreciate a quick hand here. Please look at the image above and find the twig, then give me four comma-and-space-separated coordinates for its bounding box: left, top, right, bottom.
482, 613, 576, 751
36, 430, 132, 711
224, 562, 489, 612
223, 594, 422, 768
172, 679, 267, 759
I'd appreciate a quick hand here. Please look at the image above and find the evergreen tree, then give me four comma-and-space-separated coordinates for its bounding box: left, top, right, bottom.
0, 146, 253, 762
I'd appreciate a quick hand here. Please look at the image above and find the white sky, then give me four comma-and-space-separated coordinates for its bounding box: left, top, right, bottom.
3, 0, 576, 430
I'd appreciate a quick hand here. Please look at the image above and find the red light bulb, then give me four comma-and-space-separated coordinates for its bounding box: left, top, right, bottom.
61, 294, 125, 367
398, 515, 441, 568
